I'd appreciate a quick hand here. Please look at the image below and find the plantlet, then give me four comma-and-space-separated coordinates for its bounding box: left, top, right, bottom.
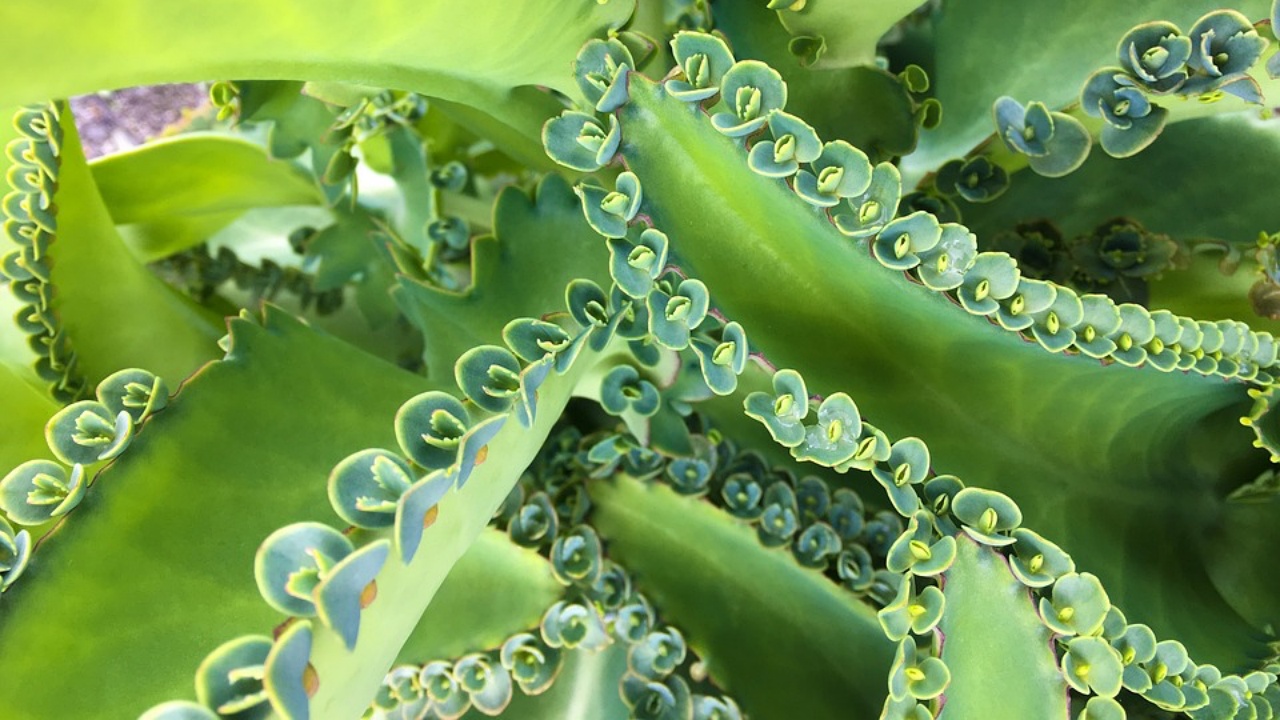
2, 1, 1280, 718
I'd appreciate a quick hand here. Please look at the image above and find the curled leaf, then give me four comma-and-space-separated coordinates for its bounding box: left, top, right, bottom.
710, 61, 788, 137
744, 369, 809, 447
667, 31, 736, 102
1183, 10, 1267, 93
454, 653, 514, 716
427, 216, 471, 251
757, 481, 800, 547
951, 487, 1022, 546
1119, 22, 1191, 93
873, 211, 943, 272
262, 620, 314, 720
1039, 572, 1110, 636
629, 627, 687, 680
456, 414, 506, 489
793, 141, 872, 207
621, 674, 694, 719
567, 279, 622, 351
691, 321, 749, 396
588, 560, 633, 610
833, 162, 902, 239
96, 368, 167, 424
833, 421, 891, 474
747, 111, 821, 178
1078, 695, 1125, 720
721, 473, 765, 520
878, 574, 946, 641
328, 449, 413, 529
0, 518, 32, 590
957, 252, 1021, 316
0, 459, 86, 524
792, 392, 863, 467
579, 171, 642, 239
394, 469, 452, 564
792, 521, 842, 568
542, 112, 621, 172
616, 596, 656, 644
373, 665, 428, 718
936, 157, 1008, 203
503, 318, 573, 362
1074, 294, 1122, 358
794, 475, 831, 523
693, 696, 743, 720
313, 540, 389, 650
600, 364, 661, 417
1081, 69, 1167, 158
1064, 636, 1125, 697
195, 635, 273, 718
647, 278, 709, 350
509, 491, 559, 548
500, 633, 563, 695
420, 661, 471, 719
917, 223, 977, 291
872, 437, 931, 517
550, 524, 604, 587
888, 638, 951, 701
575, 38, 634, 112
1030, 284, 1084, 353
45, 400, 133, 465
887, 511, 956, 577
993, 97, 1091, 177
254, 522, 354, 617
1110, 303, 1156, 367
827, 487, 866, 540
455, 345, 523, 414
609, 227, 669, 299
1008, 528, 1075, 588
667, 457, 712, 496
540, 601, 610, 651
394, 392, 469, 470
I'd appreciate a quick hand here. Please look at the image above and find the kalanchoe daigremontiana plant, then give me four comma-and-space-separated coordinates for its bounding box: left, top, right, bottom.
3, 2, 1280, 719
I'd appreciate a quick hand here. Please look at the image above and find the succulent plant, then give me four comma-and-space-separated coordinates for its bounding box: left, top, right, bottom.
3, 1, 1280, 719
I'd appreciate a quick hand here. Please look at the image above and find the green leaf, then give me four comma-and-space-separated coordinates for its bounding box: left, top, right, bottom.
772, 0, 927, 69
393, 174, 610, 382
1201, 491, 1280, 633
90, 133, 323, 262
0, 362, 58, 477
0, 308, 433, 718
0, 0, 634, 159
42, 105, 225, 385
392, 529, 561, 663
938, 537, 1069, 719
965, 114, 1280, 250
589, 476, 895, 720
